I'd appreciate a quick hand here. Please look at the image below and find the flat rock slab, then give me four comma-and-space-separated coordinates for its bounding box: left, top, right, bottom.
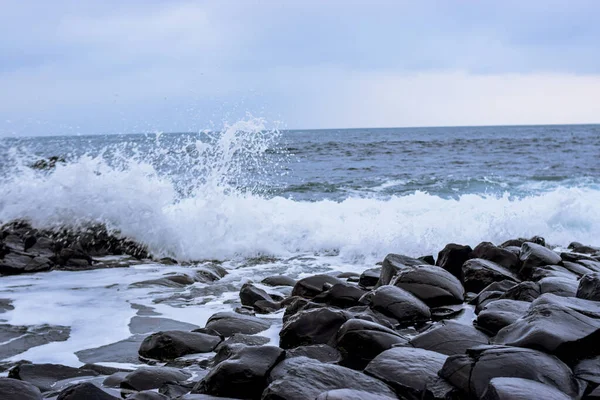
129, 316, 199, 334
8, 363, 99, 392
76, 335, 146, 365
0, 324, 70, 359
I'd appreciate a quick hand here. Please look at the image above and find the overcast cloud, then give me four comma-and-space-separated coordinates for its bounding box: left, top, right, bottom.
1, 0, 599, 136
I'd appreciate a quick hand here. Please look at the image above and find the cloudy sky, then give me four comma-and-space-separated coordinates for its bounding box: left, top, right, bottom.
1, 0, 600, 136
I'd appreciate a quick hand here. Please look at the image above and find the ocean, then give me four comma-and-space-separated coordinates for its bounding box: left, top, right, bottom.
0, 119, 599, 366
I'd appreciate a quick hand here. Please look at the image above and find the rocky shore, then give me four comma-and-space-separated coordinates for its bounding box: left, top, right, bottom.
2, 220, 600, 399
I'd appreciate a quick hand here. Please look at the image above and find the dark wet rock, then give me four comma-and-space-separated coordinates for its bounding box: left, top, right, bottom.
410, 320, 489, 355
462, 258, 520, 294
569, 242, 600, 255
240, 283, 275, 308
494, 300, 600, 364
127, 392, 169, 400
481, 377, 572, 400
316, 389, 397, 400
214, 333, 269, 352
192, 345, 285, 399
313, 283, 366, 309
348, 305, 400, 329
471, 242, 521, 272
577, 272, 600, 301
82, 364, 131, 376
139, 330, 221, 361
430, 304, 467, 320
129, 274, 196, 289
334, 319, 409, 369
499, 281, 540, 302
531, 264, 577, 281
103, 371, 130, 388
577, 258, 600, 273
8, 363, 99, 392
31, 156, 66, 170
391, 265, 464, 307
440, 346, 582, 399
129, 316, 199, 335
360, 285, 431, 325
291, 274, 345, 298
336, 271, 360, 280
365, 346, 453, 400
0, 252, 53, 275
76, 335, 145, 365
436, 243, 473, 279
263, 360, 397, 400
57, 382, 119, 400
280, 307, 349, 349
131, 303, 161, 316
158, 382, 195, 398
286, 344, 341, 363
475, 299, 530, 335
0, 360, 31, 373
204, 312, 270, 337
0, 298, 14, 313
519, 242, 562, 279
470, 280, 518, 312
379, 253, 427, 286
261, 275, 296, 287
0, 324, 70, 359
193, 264, 227, 283
575, 355, 600, 385
281, 297, 322, 323
533, 293, 600, 318
0, 377, 42, 400
539, 276, 578, 297
419, 255, 435, 265
359, 267, 381, 289
121, 367, 191, 391
252, 299, 282, 314
178, 395, 239, 400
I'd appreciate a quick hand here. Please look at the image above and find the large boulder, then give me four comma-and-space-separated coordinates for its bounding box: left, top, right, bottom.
471, 242, 521, 272
359, 268, 381, 290
262, 360, 397, 400
409, 320, 489, 355
0, 377, 42, 400
359, 286, 430, 326
475, 299, 530, 335
239, 283, 275, 308
8, 363, 98, 392
313, 283, 366, 309
436, 243, 473, 279
493, 300, 600, 364
286, 344, 341, 363
577, 272, 600, 301
193, 345, 285, 399
291, 275, 344, 298
280, 307, 349, 349
519, 242, 562, 279
204, 312, 269, 337
391, 265, 464, 307
261, 275, 296, 287
539, 277, 578, 297
364, 346, 454, 400
499, 281, 541, 302
439, 346, 582, 399
138, 330, 221, 360
574, 355, 600, 386
0, 253, 53, 275
470, 280, 518, 312
481, 377, 572, 400
120, 367, 190, 391
378, 254, 426, 286
334, 319, 409, 369
462, 259, 520, 294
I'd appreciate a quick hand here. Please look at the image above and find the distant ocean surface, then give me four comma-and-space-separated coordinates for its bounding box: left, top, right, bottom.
1, 120, 599, 262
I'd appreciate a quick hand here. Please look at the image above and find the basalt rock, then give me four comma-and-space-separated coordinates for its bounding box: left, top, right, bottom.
462, 259, 520, 294
0, 377, 42, 400
286, 344, 341, 363
138, 330, 221, 361
261, 275, 296, 287
291, 274, 345, 299
378, 254, 427, 286
120, 367, 191, 391
8, 363, 99, 392
439, 346, 582, 399
313, 283, 367, 309
359, 285, 431, 326
279, 307, 349, 349
481, 377, 572, 400
57, 382, 119, 400
409, 320, 489, 355
365, 346, 454, 400
436, 243, 473, 279
204, 312, 270, 337
539, 276, 578, 297
358, 268, 381, 289
334, 319, 409, 369
391, 265, 464, 307
577, 272, 600, 301
475, 299, 530, 335
471, 242, 521, 272
519, 242, 562, 279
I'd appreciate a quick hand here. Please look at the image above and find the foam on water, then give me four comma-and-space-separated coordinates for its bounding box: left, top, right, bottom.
1, 118, 599, 263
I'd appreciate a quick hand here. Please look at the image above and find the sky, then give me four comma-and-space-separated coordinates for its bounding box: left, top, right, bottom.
1, 0, 600, 136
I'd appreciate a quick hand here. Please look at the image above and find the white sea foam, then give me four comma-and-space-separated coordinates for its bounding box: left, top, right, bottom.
1, 118, 599, 264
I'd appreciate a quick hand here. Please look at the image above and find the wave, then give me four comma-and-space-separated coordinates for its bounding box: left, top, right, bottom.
1, 119, 599, 263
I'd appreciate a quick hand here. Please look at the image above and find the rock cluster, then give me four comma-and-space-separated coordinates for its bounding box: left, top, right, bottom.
4, 231, 600, 399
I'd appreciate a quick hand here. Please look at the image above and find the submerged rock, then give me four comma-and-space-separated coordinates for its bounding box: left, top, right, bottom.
0, 324, 70, 359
